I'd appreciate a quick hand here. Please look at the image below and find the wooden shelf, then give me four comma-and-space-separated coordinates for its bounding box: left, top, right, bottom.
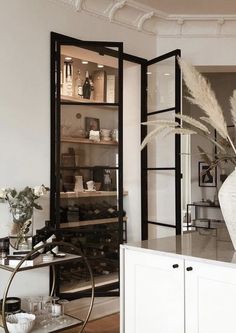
61, 136, 118, 146
61, 95, 119, 106
60, 190, 128, 199
60, 216, 127, 229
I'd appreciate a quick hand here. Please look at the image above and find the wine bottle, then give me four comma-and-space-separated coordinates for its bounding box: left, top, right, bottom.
89, 75, 94, 100
63, 60, 73, 96
75, 70, 83, 97
83, 71, 91, 99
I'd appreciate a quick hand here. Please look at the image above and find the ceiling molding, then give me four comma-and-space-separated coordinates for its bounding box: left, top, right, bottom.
54, 0, 236, 37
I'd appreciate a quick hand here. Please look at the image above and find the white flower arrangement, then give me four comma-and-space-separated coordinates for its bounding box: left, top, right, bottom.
0, 185, 49, 224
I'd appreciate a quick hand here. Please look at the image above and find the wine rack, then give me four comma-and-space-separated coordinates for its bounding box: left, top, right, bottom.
51, 34, 124, 297
58, 221, 126, 295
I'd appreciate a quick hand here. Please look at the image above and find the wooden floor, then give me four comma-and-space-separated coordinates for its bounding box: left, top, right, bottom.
63, 313, 119, 333
62, 297, 119, 333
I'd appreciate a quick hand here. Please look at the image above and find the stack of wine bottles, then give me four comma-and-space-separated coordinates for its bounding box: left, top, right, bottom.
58, 223, 122, 291
60, 202, 126, 223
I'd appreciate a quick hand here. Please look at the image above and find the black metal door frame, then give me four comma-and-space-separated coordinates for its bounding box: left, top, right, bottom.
50, 32, 147, 297
141, 49, 182, 240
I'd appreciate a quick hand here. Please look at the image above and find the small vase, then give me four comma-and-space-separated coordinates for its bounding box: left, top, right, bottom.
218, 168, 236, 250
9, 209, 33, 254
74, 175, 84, 192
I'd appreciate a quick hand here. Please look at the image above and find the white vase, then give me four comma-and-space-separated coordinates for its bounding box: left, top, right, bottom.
74, 175, 84, 192
218, 168, 236, 250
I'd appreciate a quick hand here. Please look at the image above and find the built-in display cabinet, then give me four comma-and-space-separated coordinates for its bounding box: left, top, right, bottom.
50, 33, 126, 298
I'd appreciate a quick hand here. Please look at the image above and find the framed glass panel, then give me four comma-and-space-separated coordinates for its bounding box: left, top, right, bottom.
147, 57, 175, 113
147, 170, 176, 225
148, 224, 176, 240
147, 111, 175, 168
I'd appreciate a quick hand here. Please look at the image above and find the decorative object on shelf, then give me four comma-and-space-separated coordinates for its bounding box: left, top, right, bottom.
141, 57, 236, 249
93, 70, 106, 102
83, 70, 92, 99
89, 130, 100, 142
62, 59, 73, 97
61, 147, 75, 167
104, 169, 112, 191
74, 175, 84, 192
85, 117, 100, 137
100, 128, 111, 142
0, 185, 48, 252
6, 312, 35, 333
111, 129, 118, 142
198, 161, 217, 187
86, 180, 95, 191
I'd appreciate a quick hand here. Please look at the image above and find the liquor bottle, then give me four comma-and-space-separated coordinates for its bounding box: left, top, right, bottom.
75, 70, 83, 97
83, 71, 91, 99
104, 169, 112, 191
89, 75, 94, 100
63, 60, 73, 97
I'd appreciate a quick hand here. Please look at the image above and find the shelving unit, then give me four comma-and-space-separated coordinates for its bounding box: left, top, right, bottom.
185, 202, 223, 231
51, 33, 124, 297
0, 241, 94, 333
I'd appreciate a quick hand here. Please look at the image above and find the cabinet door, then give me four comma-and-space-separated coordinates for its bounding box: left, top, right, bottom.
185, 259, 236, 333
124, 249, 184, 333
51, 33, 124, 296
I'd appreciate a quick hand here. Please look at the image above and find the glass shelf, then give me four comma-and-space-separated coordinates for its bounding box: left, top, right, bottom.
0, 253, 81, 272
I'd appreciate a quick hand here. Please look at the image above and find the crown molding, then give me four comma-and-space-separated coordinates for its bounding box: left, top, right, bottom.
54, 0, 236, 37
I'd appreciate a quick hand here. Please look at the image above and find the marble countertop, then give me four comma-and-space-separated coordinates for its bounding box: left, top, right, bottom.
123, 232, 236, 267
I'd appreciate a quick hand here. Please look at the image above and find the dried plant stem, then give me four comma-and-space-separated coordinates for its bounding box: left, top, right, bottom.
227, 135, 236, 155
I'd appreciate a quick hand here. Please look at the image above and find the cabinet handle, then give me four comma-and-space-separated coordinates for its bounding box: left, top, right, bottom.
186, 266, 193, 271
172, 264, 179, 269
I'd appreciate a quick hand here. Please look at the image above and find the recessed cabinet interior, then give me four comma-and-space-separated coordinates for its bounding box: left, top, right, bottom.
121, 246, 236, 333
51, 33, 125, 297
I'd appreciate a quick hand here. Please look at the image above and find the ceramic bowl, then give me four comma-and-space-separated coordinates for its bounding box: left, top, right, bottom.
6, 313, 35, 333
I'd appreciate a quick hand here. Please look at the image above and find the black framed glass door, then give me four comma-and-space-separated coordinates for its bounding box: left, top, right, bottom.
141, 49, 181, 240
51, 32, 124, 297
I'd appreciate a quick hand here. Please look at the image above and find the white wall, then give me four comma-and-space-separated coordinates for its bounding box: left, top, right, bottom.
156, 37, 236, 66
0, 0, 156, 241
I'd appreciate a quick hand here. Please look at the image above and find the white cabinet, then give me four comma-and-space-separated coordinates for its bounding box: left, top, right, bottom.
123, 248, 185, 333
121, 246, 236, 333
185, 259, 236, 333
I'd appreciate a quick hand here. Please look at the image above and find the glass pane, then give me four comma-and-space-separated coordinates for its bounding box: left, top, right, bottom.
147, 57, 175, 113
147, 111, 175, 168
59, 222, 119, 294
148, 170, 175, 225
148, 223, 176, 240
61, 45, 119, 103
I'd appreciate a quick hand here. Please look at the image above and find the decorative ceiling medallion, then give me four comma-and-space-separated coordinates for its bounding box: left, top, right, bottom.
54, 0, 236, 37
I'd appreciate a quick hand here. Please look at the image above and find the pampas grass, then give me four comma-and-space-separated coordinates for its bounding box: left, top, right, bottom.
178, 57, 229, 141
174, 113, 210, 134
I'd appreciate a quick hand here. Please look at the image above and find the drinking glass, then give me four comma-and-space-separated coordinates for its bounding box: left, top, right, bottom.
58, 299, 70, 324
